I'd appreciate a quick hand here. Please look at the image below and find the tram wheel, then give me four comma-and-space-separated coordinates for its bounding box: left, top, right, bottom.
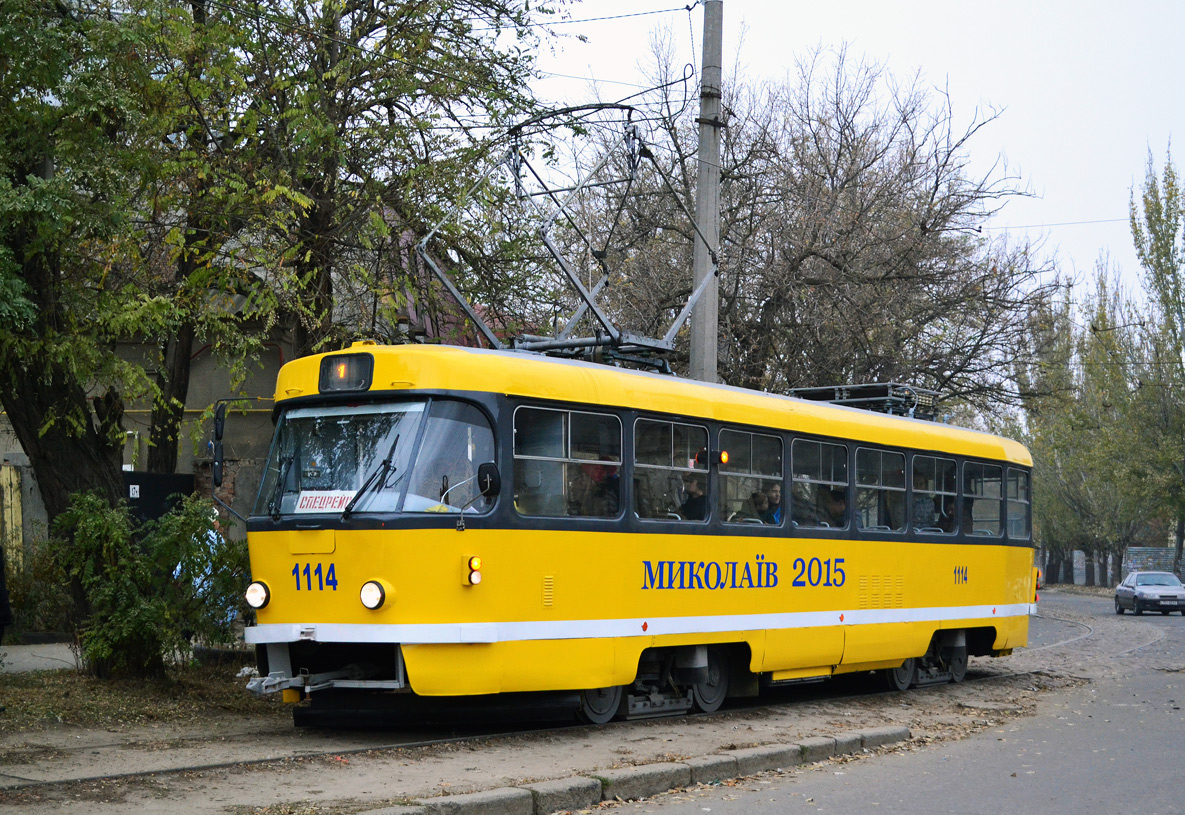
691, 646, 730, 713
947, 646, 968, 683
883, 658, 917, 691
577, 685, 623, 725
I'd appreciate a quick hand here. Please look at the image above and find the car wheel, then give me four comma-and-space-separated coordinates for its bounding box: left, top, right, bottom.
1115, 597, 1124, 615
1134, 600, 1144, 616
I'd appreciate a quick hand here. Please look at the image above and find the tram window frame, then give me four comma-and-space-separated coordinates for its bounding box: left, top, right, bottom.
963, 461, 1004, 537
911, 455, 957, 535
403, 400, 498, 515
1006, 467, 1031, 540
512, 406, 622, 519
855, 447, 907, 533
633, 418, 710, 522
789, 438, 849, 530
718, 428, 784, 526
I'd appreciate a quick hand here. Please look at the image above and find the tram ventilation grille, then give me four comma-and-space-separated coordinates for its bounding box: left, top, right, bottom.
858, 574, 904, 609
542, 576, 554, 607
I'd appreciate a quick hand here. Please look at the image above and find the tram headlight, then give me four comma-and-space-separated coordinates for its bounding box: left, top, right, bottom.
360, 580, 386, 610
245, 581, 270, 609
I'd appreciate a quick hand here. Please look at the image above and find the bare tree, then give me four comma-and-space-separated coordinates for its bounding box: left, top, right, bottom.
549, 44, 1058, 412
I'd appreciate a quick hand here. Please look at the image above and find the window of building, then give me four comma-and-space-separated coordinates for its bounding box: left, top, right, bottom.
790, 439, 849, 529
513, 407, 622, 518
719, 429, 784, 526
634, 419, 710, 521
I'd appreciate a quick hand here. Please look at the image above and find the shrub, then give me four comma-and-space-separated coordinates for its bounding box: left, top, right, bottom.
49, 492, 249, 678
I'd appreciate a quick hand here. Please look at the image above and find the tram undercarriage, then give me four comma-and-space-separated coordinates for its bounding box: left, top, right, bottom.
250, 630, 988, 727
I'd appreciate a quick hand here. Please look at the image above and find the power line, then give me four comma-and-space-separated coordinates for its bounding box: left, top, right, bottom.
986, 217, 1129, 231
472, 4, 701, 31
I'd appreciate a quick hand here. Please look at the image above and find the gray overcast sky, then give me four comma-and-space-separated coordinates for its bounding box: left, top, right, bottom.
533, 0, 1185, 298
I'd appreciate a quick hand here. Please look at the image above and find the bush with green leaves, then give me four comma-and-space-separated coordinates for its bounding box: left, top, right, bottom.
50, 492, 248, 678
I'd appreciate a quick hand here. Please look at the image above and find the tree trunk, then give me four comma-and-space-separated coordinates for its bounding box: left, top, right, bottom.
1044, 552, 1060, 584
1174, 515, 1183, 577
0, 356, 124, 522
147, 321, 195, 474
1084, 548, 1096, 586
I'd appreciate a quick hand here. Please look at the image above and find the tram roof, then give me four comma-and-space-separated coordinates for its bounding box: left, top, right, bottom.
278, 344, 1031, 466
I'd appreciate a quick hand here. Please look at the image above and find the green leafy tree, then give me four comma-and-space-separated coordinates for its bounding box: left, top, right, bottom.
0, 0, 164, 518
1131, 148, 1185, 570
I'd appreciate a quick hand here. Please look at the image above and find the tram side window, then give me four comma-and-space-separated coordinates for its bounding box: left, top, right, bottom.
513, 407, 622, 518
1007, 468, 1031, 539
964, 462, 1003, 536
719, 429, 784, 526
912, 455, 957, 534
790, 439, 849, 529
855, 448, 906, 532
404, 401, 496, 514
634, 419, 709, 521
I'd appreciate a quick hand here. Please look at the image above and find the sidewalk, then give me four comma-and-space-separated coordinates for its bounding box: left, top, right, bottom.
0, 642, 78, 674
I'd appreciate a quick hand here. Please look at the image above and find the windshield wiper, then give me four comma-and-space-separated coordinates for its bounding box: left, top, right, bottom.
342, 433, 400, 520
268, 455, 293, 520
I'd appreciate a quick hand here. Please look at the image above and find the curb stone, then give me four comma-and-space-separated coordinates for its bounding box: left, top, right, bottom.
413, 787, 533, 815
594, 761, 692, 802
362, 727, 911, 815
860, 725, 912, 749
520, 776, 601, 814
797, 735, 837, 763
834, 732, 863, 755
721, 743, 804, 776
682, 754, 738, 785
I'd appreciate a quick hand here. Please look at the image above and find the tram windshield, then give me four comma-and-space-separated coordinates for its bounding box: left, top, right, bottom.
254, 399, 499, 518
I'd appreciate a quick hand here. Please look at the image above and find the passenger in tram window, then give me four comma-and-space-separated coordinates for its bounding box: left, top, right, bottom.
760, 481, 783, 524
912, 472, 938, 529
571, 459, 620, 517
818, 487, 846, 526
790, 480, 820, 525
680, 473, 708, 520
748, 489, 769, 520
937, 495, 957, 532
729, 489, 767, 523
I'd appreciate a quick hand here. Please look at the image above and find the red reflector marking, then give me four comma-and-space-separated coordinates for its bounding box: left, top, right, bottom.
641, 621, 648, 632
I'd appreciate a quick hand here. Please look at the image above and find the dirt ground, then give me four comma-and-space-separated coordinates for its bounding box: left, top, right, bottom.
0, 590, 1120, 815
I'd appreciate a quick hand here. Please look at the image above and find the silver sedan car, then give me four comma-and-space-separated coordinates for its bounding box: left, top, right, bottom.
1115, 571, 1185, 615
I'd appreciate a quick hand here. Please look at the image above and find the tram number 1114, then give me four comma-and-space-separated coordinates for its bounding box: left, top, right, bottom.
292, 562, 339, 591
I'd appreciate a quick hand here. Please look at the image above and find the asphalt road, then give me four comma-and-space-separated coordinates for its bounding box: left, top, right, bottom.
618, 588, 1185, 815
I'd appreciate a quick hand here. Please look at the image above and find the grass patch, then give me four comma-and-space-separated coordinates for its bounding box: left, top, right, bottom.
0, 661, 290, 733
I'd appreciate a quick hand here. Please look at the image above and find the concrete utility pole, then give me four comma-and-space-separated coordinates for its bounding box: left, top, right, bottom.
689, 0, 722, 383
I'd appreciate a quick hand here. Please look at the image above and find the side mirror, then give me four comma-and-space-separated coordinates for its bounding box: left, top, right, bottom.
477, 462, 501, 498
214, 402, 227, 442
212, 440, 224, 487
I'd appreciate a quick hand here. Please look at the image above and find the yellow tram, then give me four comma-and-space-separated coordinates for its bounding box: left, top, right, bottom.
241, 342, 1037, 722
